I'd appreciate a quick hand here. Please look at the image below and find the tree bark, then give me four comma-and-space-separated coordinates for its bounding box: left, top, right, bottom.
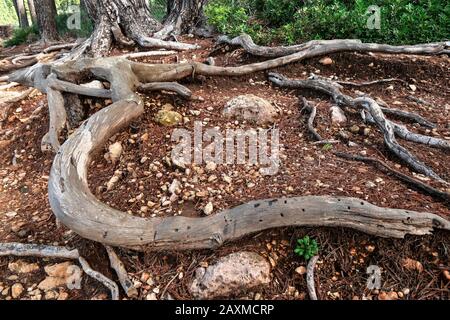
27, 0, 37, 26
162, 0, 208, 35
36, 0, 59, 42
13, 0, 29, 28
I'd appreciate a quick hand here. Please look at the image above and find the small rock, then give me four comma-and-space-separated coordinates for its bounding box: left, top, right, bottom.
319, 57, 333, 65
409, 84, 417, 92
11, 283, 24, 299
223, 94, 277, 125
146, 292, 158, 300
402, 258, 423, 273
8, 260, 39, 274
365, 181, 376, 188
402, 288, 410, 295
108, 142, 123, 163
349, 125, 360, 133
378, 291, 398, 300
205, 162, 217, 172
203, 202, 214, 215
190, 251, 271, 299
295, 266, 307, 275
443, 270, 450, 280
330, 106, 347, 124
155, 109, 182, 126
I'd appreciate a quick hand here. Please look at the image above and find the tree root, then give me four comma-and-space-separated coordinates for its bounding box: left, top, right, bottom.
218, 34, 449, 58
104, 246, 138, 298
306, 256, 319, 300
335, 152, 450, 204
268, 72, 447, 183
138, 82, 192, 99
0, 242, 119, 300
1, 39, 447, 253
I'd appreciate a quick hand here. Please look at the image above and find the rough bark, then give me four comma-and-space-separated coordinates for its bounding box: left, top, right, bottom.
36, 0, 59, 42
158, 0, 209, 38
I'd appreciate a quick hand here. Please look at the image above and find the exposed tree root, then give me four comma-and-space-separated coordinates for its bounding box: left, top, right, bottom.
335, 152, 450, 204
0, 36, 447, 252
306, 256, 320, 300
104, 246, 138, 298
219, 34, 449, 58
268, 72, 447, 183
138, 82, 192, 99
0, 242, 119, 300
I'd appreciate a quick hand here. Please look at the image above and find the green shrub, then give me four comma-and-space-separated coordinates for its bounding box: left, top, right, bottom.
294, 236, 319, 261
4, 25, 39, 47
205, 0, 450, 45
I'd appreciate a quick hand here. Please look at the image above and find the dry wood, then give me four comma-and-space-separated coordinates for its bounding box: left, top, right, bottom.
105, 246, 138, 298
138, 82, 192, 99
306, 255, 319, 300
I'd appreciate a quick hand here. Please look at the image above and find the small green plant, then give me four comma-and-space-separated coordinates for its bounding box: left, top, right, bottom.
4, 25, 39, 47
322, 143, 333, 151
294, 236, 319, 260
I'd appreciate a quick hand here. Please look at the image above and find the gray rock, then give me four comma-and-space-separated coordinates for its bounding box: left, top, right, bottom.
330, 106, 347, 124
223, 95, 277, 124
190, 251, 271, 299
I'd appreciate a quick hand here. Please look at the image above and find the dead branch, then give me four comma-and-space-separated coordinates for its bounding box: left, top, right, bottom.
306, 255, 319, 300
301, 97, 323, 141
121, 50, 176, 59
104, 246, 138, 298
335, 152, 450, 203
48, 76, 112, 99
336, 78, 406, 87
0, 242, 119, 300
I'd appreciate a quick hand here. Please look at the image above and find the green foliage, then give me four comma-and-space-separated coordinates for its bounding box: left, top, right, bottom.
294, 236, 319, 260
322, 143, 333, 151
205, 0, 450, 45
4, 25, 39, 47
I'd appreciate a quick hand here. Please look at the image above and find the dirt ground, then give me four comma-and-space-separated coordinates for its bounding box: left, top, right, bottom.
0, 37, 449, 300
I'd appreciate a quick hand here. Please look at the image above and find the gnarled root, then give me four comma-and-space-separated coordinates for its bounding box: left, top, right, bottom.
268, 72, 447, 183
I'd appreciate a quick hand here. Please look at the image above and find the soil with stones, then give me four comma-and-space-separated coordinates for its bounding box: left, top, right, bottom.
0, 38, 449, 300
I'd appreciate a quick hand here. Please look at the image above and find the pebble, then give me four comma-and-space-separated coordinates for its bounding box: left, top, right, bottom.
319, 57, 333, 65
11, 283, 24, 299
203, 202, 214, 215
295, 266, 307, 275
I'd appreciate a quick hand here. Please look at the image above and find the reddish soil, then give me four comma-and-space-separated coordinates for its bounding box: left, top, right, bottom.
0, 37, 449, 300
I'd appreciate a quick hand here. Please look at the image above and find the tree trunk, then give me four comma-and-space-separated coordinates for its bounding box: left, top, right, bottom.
27, 0, 37, 25
83, 0, 162, 56
163, 0, 208, 35
13, 0, 30, 28
36, 0, 59, 42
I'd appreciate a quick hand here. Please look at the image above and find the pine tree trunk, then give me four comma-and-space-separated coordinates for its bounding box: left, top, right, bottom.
83, 0, 161, 56
27, 0, 37, 26
36, 0, 59, 42
13, 0, 30, 28
164, 0, 208, 35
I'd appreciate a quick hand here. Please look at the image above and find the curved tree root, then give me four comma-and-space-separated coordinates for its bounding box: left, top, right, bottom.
1, 40, 447, 252
0, 243, 119, 300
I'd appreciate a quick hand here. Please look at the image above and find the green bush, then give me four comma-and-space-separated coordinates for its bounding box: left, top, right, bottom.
205, 0, 450, 45
4, 25, 39, 47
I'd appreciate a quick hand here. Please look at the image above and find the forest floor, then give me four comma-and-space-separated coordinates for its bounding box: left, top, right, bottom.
0, 37, 449, 300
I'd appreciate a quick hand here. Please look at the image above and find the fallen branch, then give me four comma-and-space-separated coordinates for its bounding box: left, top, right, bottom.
306, 256, 319, 300
0, 243, 119, 300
